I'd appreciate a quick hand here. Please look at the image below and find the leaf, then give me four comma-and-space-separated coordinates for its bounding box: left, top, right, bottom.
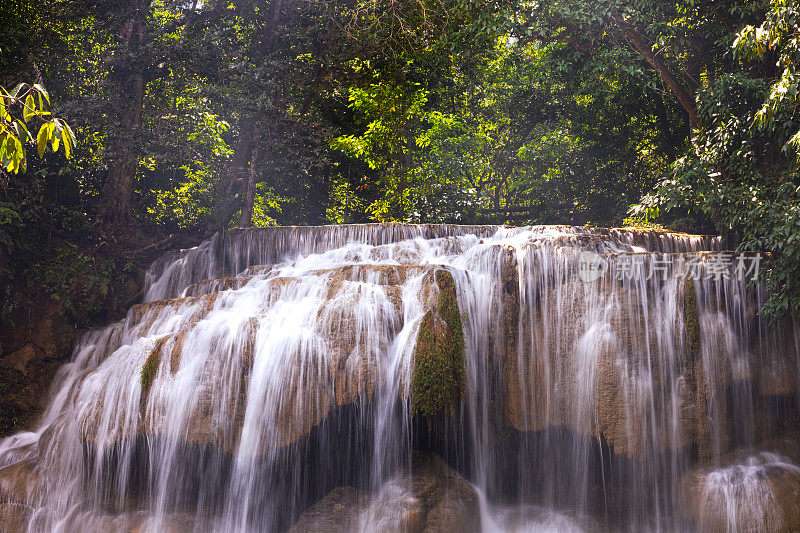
32, 84, 50, 105
61, 126, 71, 158
37, 124, 47, 157
63, 122, 77, 148
11, 83, 26, 98
23, 94, 35, 122
51, 120, 61, 152
15, 120, 33, 142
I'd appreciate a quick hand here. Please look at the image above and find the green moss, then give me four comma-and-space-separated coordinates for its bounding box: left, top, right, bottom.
411, 269, 467, 417
140, 337, 167, 395
685, 276, 700, 357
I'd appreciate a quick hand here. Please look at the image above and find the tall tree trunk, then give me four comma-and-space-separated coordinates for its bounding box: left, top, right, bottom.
653, 93, 681, 160
211, 118, 254, 229
238, 145, 260, 228
612, 15, 701, 130
99, 0, 149, 227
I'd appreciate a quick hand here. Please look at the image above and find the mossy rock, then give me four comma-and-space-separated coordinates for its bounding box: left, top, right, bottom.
140, 336, 168, 396
684, 276, 700, 358
411, 269, 466, 417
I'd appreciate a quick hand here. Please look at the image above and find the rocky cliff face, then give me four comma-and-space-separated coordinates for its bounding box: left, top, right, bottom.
0, 298, 74, 435
0, 263, 144, 437
0, 224, 797, 532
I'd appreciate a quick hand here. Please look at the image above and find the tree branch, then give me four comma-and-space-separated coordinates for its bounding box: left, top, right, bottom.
611, 14, 701, 129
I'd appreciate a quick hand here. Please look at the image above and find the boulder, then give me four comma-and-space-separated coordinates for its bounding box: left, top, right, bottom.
411, 269, 466, 417
682, 452, 800, 532
0, 458, 39, 505
289, 486, 369, 532
0, 502, 29, 533
291, 452, 480, 533
0, 298, 75, 435
0, 457, 40, 532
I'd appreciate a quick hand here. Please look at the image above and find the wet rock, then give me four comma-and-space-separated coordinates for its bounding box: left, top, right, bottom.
682, 452, 800, 532
0, 457, 40, 531
290, 486, 369, 532
0, 502, 30, 533
81, 264, 454, 452
408, 452, 481, 533
128, 293, 219, 331
181, 276, 251, 298
411, 269, 466, 417
43, 509, 213, 532
291, 452, 480, 533
0, 297, 76, 435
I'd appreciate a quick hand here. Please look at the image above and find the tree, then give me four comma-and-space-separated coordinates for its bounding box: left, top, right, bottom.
634, 0, 800, 315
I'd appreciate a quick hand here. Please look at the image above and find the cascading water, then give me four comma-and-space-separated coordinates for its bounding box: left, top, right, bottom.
1, 223, 798, 532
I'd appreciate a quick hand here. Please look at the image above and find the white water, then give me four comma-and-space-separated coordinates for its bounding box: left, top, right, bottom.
698, 452, 800, 532
1, 224, 797, 532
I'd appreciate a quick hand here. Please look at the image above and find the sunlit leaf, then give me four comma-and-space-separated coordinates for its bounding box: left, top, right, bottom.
37, 124, 48, 157
23, 94, 35, 122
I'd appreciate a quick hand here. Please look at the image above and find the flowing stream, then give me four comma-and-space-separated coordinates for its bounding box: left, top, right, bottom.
1, 224, 798, 532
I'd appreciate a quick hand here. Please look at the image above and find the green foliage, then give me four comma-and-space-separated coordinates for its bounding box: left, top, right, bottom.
735, 0, 800, 161
411, 270, 466, 417
36, 248, 135, 323
635, 0, 800, 315
250, 183, 282, 227
1, 0, 799, 323
331, 80, 430, 220
0, 83, 74, 174
149, 162, 219, 231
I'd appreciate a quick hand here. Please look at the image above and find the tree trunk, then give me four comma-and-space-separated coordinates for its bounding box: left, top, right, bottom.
653, 93, 681, 159
211, 118, 255, 229
238, 145, 260, 228
612, 15, 701, 130
99, 0, 149, 227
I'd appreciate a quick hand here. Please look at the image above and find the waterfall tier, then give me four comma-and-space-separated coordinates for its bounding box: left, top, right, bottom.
1, 224, 798, 532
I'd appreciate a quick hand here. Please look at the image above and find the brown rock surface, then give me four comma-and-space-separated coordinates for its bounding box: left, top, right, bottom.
682, 452, 800, 532
291, 452, 480, 533
502, 251, 732, 459
80, 264, 454, 452
290, 486, 369, 532
0, 502, 30, 533
0, 457, 39, 531
0, 459, 39, 505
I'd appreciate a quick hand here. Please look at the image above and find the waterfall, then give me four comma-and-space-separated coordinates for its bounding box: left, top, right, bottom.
1, 224, 798, 532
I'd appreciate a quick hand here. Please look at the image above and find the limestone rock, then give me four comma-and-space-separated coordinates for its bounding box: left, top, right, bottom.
0, 502, 29, 533
81, 264, 457, 453
682, 452, 800, 532
0, 457, 39, 531
181, 276, 251, 298
291, 453, 480, 533
290, 486, 369, 532
0, 459, 39, 505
